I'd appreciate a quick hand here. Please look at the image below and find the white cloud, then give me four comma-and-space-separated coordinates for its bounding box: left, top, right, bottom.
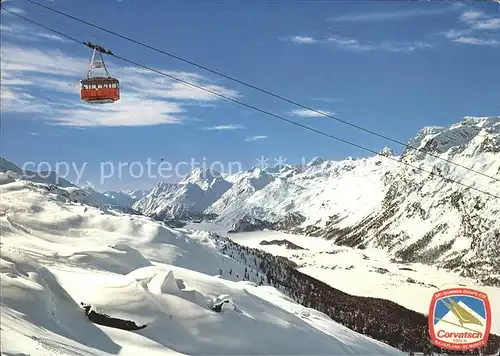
328, 8, 452, 22
460, 10, 486, 23
110, 67, 239, 102
2, 6, 26, 14
459, 9, 500, 30
37, 33, 70, 42
289, 108, 334, 118
51, 98, 185, 127
0, 78, 34, 85
473, 18, 500, 30
288, 36, 318, 44
326, 36, 359, 46
0, 86, 51, 114
0, 43, 241, 126
443, 29, 472, 39
281, 35, 318, 44
1, 44, 86, 76
326, 36, 432, 52
283, 34, 432, 53
0, 23, 70, 42
202, 124, 245, 131
385, 41, 434, 52
245, 135, 267, 142
443, 9, 500, 46
453, 36, 500, 46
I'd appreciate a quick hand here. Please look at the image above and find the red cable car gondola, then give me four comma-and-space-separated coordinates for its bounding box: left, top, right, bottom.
80, 42, 120, 104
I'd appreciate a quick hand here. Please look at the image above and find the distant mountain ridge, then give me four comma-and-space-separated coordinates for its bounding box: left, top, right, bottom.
132, 168, 232, 220
133, 116, 500, 285
0, 157, 137, 213
103, 189, 151, 207
3, 116, 498, 285
0, 157, 76, 188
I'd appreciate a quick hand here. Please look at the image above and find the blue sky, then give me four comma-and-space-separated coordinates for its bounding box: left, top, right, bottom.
1, 0, 499, 190
434, 296, 486, 322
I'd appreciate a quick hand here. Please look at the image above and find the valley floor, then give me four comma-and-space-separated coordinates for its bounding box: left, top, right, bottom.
185, 223, 500, 335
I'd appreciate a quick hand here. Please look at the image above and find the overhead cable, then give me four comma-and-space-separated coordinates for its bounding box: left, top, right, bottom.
21, 0, 500, 184
2, 7, 499, 201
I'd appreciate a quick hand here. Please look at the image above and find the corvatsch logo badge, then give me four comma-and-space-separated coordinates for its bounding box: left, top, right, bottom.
429, 288, 491, 351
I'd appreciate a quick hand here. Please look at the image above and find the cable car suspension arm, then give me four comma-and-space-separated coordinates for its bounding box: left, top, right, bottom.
84, 42, 113, 79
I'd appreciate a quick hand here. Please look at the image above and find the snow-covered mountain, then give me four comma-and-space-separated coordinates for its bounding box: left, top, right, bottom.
1, 171, 409, 355
103, 189, 151, 207
134, 116, 500, 285
0, 156, 76, 188
319, 116, 500, 284
134, 153, 397, 227
127, 189, 151, 201
0, 157, 138, 213
133, 168, 232, 219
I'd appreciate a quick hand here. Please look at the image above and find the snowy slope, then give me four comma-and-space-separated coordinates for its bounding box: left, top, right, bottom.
207, 167, 274, 221
1, 177, 403, 355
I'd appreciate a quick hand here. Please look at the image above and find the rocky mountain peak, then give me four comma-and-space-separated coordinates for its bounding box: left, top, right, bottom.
378, 147, 394, 157
307, 157, 325, 167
